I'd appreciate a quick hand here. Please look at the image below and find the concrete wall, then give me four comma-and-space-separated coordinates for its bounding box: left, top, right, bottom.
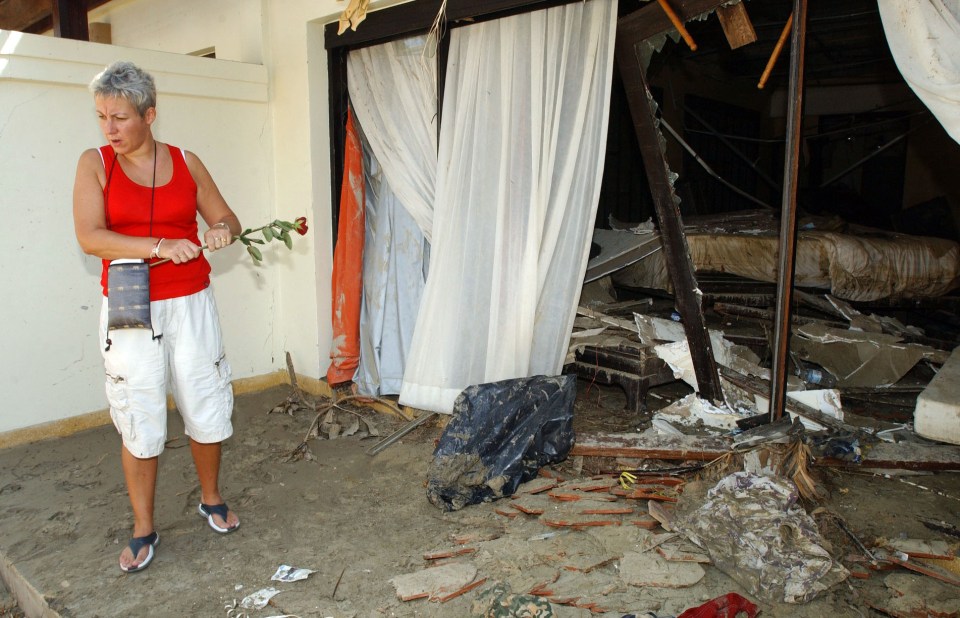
0, 30, 273, 435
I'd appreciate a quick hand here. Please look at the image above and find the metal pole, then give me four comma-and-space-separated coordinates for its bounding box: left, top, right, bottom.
768, 0, 808, 421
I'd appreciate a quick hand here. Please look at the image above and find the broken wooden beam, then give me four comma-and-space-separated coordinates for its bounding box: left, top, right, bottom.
571, 431, 731, 461
616, 9, 726, 405
820, 442, 960, 472
572, 430, 960, 471
716, 2, 757, 49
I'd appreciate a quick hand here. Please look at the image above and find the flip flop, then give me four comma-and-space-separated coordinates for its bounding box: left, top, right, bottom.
119, 531, 159, 573
198, 502, 240, 534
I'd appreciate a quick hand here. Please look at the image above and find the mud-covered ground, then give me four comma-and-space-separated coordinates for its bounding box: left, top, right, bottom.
0, 383, 958, 617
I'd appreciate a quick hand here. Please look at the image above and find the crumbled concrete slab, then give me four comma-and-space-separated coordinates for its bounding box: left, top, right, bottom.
862, 572, 960, 617
656, 542, 711, 564
620, 550, 706, 588
531, 569, 622, 610
914, 346, 960, 445
389, 562, 478, 602
586, 524, 651, 555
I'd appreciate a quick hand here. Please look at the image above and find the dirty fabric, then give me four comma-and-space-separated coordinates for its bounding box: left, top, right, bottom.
352, 134, 427, 396
427, 375, 575, 511
675, 472, 848, 604
326, 109, 365, 385
472, 582, 554, 618
878, 0, 960, 143
611, 230, 960, 301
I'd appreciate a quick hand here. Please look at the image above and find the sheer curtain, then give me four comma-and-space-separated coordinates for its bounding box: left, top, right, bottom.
347, 36, 438, 239
399, 0, 617, 413
348, 37, 436, 395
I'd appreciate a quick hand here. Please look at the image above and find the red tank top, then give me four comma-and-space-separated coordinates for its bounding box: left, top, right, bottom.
100, 144, 211, 300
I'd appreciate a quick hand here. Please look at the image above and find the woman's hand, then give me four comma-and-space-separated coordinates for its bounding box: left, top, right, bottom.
203, 222, 234, 252
157, 238, 203, 264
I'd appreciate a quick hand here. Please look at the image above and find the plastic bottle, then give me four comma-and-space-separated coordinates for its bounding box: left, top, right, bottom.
799, 366, 838, 388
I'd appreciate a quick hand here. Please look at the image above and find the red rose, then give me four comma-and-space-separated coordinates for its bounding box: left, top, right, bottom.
294, 217, 309, 236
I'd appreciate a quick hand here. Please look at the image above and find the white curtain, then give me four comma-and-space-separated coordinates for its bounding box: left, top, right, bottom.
353, 140, 428, 395
399, 0, 618, 413
878, 0, 960, 144
347, 36, 438, 239
348, 38, 435, 395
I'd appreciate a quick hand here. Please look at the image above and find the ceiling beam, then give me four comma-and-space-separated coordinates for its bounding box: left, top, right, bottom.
52, 0, 88, 40
0, 0, 51, 32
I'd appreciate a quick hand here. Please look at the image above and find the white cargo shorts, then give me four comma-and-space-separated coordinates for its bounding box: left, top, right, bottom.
99, 287, 234, 458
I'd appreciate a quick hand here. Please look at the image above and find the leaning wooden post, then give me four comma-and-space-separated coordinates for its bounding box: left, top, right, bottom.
614, 35, 724, 406
769, 0, 809, 421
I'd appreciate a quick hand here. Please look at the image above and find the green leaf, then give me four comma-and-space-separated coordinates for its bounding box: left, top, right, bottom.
239, 236, 250, 246
247, 245, 263, 262
263, 226, 275, 242
276, 220, 295, 231
282, 230, 293, 250
249, 238, 265, 245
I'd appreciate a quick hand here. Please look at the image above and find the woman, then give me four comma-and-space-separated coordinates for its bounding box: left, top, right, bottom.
73, 61, 241, 574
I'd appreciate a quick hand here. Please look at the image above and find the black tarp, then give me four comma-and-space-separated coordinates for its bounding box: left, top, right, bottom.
426, 374, 576, 511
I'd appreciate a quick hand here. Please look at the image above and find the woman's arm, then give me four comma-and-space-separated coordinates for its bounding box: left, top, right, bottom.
73, 148, 162, 260
186, 150, 241, 251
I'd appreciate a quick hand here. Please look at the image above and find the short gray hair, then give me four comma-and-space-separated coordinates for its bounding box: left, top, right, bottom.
89, 61, 157, 116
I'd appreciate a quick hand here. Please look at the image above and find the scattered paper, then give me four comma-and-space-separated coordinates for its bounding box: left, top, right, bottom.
240, 587, 281, 610
271, 564, 315, 583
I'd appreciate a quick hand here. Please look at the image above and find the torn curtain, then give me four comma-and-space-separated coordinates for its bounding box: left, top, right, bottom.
347, 36, 435, 395
878, 0, 960, 144
398, 0, 618, 413
327, 109, 365, 385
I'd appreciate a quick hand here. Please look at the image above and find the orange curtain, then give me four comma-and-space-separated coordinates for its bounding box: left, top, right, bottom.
327, 109, 365, 385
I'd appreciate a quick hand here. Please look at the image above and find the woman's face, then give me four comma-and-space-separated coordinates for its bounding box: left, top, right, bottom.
95, 95, 155, 155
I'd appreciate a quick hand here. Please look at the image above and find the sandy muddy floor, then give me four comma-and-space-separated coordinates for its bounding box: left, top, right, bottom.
0, 383, 958, 617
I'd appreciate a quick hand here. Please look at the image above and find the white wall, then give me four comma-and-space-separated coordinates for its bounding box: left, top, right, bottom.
88, 0, 265, 63
1, 0, 416, 437
0, 30, 272, 434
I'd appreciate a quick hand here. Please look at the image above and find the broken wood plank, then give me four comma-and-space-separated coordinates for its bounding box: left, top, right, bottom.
574, 429, 960, 471
716, 2, 756, 49
820, 441, 960, 472
571, 431, 731, 461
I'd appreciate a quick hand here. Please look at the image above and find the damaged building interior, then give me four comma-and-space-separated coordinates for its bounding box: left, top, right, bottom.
0, 0, 958, 616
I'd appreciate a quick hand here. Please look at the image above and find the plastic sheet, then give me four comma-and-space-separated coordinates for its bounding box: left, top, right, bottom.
426, 375, 576, 511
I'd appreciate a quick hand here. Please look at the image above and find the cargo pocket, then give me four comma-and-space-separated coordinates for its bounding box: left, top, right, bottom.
105, 372, 135, 440
214, 353, 233, 389
214, 352, 234, 412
